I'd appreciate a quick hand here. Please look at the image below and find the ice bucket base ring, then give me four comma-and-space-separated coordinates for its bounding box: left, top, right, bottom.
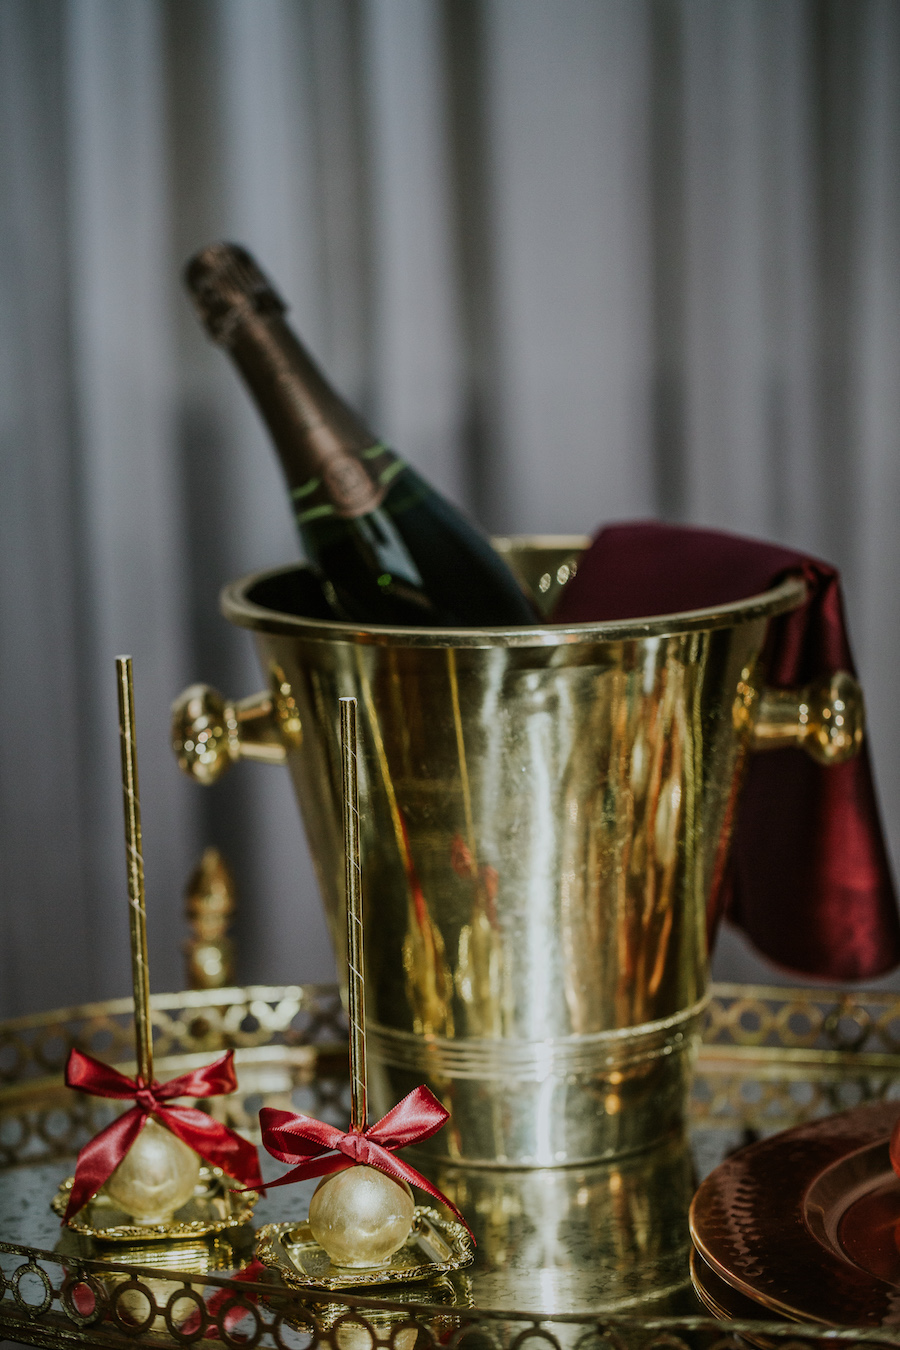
368, 998, 707, 1168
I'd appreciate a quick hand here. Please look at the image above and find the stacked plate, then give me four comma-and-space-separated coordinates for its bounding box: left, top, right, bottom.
690, 1101, 900, 1330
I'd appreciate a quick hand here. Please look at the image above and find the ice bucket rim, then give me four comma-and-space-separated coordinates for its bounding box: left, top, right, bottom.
220, 535, 807, 649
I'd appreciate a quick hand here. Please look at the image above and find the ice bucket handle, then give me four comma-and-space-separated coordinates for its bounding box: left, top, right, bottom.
172, 666, 865, 785
745, 669, 864, 765
171, 681, 299, 785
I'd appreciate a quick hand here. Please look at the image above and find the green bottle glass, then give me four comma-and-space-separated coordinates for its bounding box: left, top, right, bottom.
184, 243, 536, 628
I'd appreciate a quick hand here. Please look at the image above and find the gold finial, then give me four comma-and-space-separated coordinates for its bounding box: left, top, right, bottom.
184, 847, 237, 989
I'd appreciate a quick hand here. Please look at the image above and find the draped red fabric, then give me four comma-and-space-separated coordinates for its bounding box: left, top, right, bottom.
552, 520, 900, 981
63, 1048, 264, 1222
257, 1086, 473, 1237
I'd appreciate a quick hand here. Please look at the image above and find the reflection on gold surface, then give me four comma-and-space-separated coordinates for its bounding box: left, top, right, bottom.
56, 1226, 254, 1271
55, 1226, 255, 1335
357, 652, 453, 1040
295, 1273, 471, 1350
428, 1129, 696, 1314
448, 648, 512, 1041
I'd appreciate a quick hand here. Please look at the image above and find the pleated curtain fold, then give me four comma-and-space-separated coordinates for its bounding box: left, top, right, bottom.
2, 0, 899, 1014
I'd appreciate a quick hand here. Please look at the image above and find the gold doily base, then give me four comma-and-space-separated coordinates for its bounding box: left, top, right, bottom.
51, 1165, 258, 1241
255, 1207, 474, 1290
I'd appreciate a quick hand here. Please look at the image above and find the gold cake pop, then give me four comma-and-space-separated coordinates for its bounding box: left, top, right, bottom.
307, 697, 415, 1267
102, 657, 202, 1224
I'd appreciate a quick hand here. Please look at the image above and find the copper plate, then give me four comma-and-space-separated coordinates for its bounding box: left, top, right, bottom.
691, 1248, 786, 1349
52, 1166, 258, 1241
255, 1207, 474, 1291
690, 1100, 900, 1328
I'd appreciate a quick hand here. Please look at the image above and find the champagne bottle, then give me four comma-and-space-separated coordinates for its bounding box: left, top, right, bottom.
184, 243, 536, 627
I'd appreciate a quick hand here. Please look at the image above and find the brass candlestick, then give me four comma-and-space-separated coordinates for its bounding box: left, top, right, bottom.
102, 657, 201, 1225
307, 697, 415, 1267
184, 847, 236, 989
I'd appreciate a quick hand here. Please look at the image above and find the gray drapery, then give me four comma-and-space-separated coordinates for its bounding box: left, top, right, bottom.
2, 0, 899, 1017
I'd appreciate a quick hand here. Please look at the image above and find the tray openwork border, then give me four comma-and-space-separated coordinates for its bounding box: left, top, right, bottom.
3, 980, 900, 1350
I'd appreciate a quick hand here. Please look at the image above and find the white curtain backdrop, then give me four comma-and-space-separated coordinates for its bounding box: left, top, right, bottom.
2, 0, 899, 1017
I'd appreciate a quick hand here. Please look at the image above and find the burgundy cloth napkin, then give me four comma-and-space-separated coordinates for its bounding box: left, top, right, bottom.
552, 521, 900, 981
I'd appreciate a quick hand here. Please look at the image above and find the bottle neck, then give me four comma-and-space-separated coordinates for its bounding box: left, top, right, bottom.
227, 313, 388, 517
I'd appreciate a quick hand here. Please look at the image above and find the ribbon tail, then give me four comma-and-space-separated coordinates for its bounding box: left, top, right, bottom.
363, 1147, 473, 1239
64, 1107, 146, 1223
156, 1105, 264, 1190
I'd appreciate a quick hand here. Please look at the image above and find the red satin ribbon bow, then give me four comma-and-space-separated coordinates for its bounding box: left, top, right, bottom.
258, 1086, 473, 1238
63, 1047, 263, 1222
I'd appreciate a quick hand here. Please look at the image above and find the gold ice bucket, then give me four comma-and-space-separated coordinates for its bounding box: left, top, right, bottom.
173, 538, 863, 1167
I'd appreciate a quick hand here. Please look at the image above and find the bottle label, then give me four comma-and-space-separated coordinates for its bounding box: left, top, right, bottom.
293, 443, 404, 522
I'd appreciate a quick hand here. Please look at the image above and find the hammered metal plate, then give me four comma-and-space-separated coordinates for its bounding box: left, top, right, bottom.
690, 1249, 779, 1349
52, 1165, 258, 1240
690, 1100, 900, 1328
256, 1206, 474, 1290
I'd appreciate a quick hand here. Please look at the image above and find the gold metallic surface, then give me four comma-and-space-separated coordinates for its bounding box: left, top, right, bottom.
307, 1168, 414, 1268
170, 543, 839, 1166
102, 1118, 201, 1226
56, 1226, 254, 1273
54, 1226, 256, 1338
751, 669, 865, 763
256, 1207, 474, 1290
5, 982, 900, 1347
184, 848, 237, 989
51, 1165, 258, 1240
428, 1129, 695, 1313
491, 535, 588, 619
339, 698, 366, 1133
217, 537, 807, 643
297, 1276, 471, 1350
7, 981, 899, 1172
115, 656, 153, 1088
171, 683, 287, 784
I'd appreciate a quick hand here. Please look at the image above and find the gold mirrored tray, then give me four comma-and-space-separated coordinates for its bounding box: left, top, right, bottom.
8, 981, 900, 1350
255, 1207, 474, 1290
51, 1165, 258, 1241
